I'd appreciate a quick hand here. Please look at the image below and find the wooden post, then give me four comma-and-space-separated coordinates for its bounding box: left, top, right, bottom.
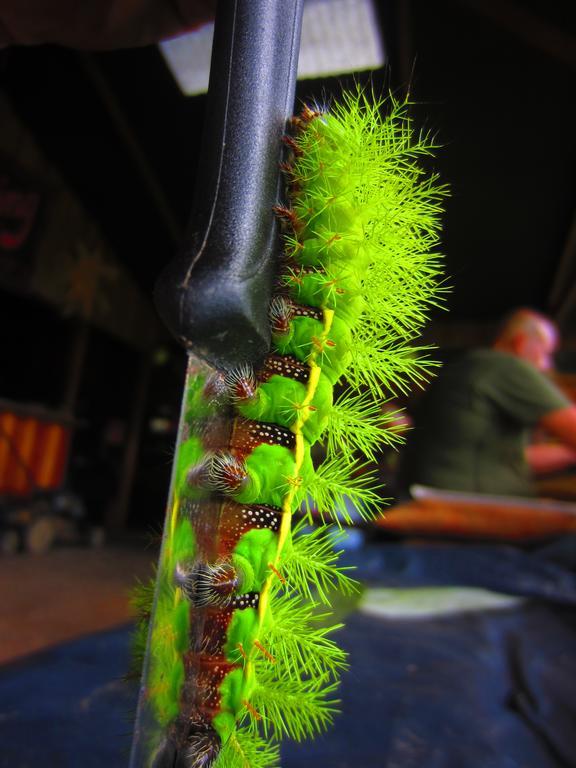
106, 350, 151, 533
62, 318, 90, 417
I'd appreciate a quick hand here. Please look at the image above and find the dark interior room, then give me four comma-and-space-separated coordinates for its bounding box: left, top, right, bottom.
1, 1, 576, 766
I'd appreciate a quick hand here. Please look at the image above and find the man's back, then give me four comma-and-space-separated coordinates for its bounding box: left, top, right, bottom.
399, 349, 569, 497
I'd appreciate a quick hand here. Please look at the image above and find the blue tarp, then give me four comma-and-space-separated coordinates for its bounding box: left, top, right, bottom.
1, 539, 575, 767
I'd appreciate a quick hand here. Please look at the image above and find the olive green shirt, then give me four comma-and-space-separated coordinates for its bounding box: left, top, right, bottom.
400, 349, 570, 497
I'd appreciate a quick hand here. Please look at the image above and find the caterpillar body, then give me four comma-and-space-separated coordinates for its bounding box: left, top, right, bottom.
131, 91, 445, 768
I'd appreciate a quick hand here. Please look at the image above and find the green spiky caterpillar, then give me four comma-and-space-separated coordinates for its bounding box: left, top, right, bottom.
130, 90, 445, 768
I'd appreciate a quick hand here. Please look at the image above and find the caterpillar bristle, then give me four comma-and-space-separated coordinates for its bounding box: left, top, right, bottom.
268, 295, 294, 336
301, 455, 385, 525
175, 561, 240, 608
214, 728, 280, 768
223, 365, 258, 404
205, 453, 249, 494
280, 133, 303, 157
281, 521, 359, 605
129, 577, 155, 620
272, 204, 303, 234
248, 662, 339, 741
324, 389, 401, 461
186, 455, 212, 489
261, 591, 348, 678
185, 722, 220, 768
346, 334, 439, 397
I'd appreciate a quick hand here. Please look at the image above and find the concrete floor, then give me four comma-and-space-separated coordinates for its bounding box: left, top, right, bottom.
0, 541, 157, 664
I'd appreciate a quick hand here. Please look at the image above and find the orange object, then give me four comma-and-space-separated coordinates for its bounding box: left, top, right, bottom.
0, 405, 71, 496
378, 485, 576, 540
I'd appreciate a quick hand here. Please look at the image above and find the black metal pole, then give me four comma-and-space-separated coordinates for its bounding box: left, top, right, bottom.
155, 0, 305, 370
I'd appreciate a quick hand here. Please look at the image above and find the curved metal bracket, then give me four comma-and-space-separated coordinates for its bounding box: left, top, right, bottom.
154, 0, 305, 369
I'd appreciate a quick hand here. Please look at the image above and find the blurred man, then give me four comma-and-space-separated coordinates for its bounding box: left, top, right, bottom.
399, 309, 576, 497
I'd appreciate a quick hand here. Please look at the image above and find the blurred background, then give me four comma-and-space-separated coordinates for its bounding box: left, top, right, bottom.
1, 1, 576, 766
